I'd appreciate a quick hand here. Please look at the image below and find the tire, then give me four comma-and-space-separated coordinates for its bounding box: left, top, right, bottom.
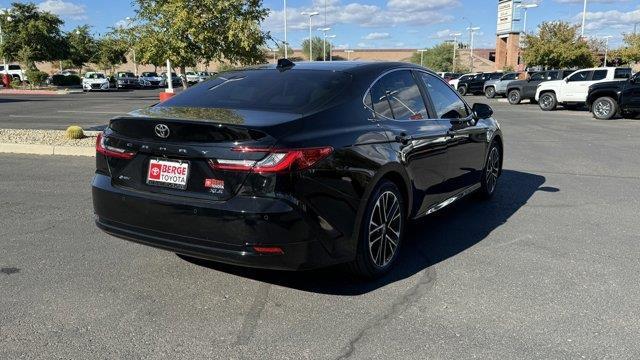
507, 89, 521, 104
477, 141, 502, 199
592, 97, 618, 120
485, 86, 496, 99
539, 92, 557, 111
349, 180, 405, 279
458, 85, 468, 96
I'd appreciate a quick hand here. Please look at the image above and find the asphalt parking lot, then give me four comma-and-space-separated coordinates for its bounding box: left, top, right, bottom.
1, 96, 640, 359
0, 89, 164, 130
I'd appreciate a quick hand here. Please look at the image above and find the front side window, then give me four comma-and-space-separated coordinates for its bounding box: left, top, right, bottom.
8, 65, 20, 70
370, 70, 428, 120
592, 70, 607, 81
567, 71, 591, 82
420, 73, 469, 119
502, 73, 518, 81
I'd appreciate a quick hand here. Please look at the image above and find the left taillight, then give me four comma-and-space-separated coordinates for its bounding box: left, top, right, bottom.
208, 146, 333, 173
96, 132, 136, 160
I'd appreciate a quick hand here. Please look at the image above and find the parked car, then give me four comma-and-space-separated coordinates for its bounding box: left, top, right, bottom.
92, 61, 503, 278
437, 72, 461, 82
0, 64, 27, 82
139, 72, 166, 88
185, 71, 214, 84
457, 72, 504, 96
483, 72, 520, 98
506, 70, 574, 105
82, 72, 110, 91
162, 72, 183, 87
115, 72, 141, 89
536, 67, 632, 111
449, 72, 479, 90
586, 71, 640, 120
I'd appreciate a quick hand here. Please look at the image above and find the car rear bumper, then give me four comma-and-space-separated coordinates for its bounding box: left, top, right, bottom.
92, 174, 344, 271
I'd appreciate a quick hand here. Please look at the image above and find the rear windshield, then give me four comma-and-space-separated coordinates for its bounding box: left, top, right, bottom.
143, 72, 158, 77
160, 69, 353, 113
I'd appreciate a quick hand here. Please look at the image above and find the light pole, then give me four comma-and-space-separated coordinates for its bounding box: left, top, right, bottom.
634, 22, 638, 35
326, 34, 336, 61
283, 0, 288, 58
451, 32, 462, 72
318, 27, 331, 61
518, 3, 538, 35
301, 11, 319, 61
125, 17, 138, 76
581, 0, 588, 38
417, 49, 427, 67
602, 35, 613, 67
345, 49, 354, 61
0, 10, 13, 75
467, 27, 480, 72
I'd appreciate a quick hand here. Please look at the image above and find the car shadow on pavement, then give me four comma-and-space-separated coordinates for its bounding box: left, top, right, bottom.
180, 170, 556, 295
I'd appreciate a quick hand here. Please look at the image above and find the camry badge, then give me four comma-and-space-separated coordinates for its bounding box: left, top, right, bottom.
154, 124, 170, 138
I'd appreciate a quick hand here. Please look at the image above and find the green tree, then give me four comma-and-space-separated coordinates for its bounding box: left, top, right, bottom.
523, 21, 598, 68
66, 25, 97, 73
0, 3, 68, 69
409, 42, 463, 72
95, 35, 129, 73
616, 33, 640, 65
276, 43, 294, 59
134, 0, 269, 88
301, 36, 330, 61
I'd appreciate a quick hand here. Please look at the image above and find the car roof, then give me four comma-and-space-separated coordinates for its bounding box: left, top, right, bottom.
245, 61, 430, 75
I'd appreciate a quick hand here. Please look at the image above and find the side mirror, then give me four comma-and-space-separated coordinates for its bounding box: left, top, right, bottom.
472, 103, 493, 119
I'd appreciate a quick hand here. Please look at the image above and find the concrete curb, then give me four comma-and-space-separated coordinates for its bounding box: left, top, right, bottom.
0, 143, 95, 157
0, 88, 84, 95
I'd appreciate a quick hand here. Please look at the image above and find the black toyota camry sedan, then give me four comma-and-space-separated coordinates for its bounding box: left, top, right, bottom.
92, 61, 503, 278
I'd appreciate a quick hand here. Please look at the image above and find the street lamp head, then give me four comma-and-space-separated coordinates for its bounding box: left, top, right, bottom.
518, 4, 539, 9
302, 11, 319, 16
451, 32, 462, 37
317, 27, 331, 32
467, 27, 480, 31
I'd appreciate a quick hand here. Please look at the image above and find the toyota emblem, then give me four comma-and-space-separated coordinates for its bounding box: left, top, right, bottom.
154, 124, 170, 138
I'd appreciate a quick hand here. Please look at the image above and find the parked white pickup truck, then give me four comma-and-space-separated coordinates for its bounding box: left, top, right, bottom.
535, 67, 632, 111
0, 64, 27, 82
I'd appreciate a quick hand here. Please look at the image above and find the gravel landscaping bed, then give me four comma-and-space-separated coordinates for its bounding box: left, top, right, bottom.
0, 129, 97, 147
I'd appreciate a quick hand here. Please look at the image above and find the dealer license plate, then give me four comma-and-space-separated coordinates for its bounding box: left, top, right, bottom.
146, 158, 190, 190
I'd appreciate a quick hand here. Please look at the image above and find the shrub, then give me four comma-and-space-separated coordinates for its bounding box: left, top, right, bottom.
10, 77, 22, 88
50, 74, 82, 86
65, 125, 85, 139
25, 69, 49, 86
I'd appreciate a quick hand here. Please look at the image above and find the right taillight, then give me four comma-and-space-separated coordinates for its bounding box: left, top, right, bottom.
96, 132, 136, 160
208, 146, 333, 173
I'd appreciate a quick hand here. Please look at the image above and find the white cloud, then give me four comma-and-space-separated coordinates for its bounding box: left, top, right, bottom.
364, 32, 390, 40
262, 0, 458, 36
38, 0, 86, 20
574, 8, 640, 32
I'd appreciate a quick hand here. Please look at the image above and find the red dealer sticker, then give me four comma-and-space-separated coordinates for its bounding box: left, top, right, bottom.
147, 158, 190, 190
204, 178, 224, 189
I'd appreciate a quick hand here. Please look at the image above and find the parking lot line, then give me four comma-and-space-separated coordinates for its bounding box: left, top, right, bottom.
57, 110, 126, 115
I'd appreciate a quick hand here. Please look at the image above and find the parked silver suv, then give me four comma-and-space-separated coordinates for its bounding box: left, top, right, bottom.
484, 72, 520, 98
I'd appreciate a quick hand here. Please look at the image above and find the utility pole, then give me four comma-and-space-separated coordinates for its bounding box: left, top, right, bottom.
603, 35, 613, 67
467, 27, 480, 72
417, 49, 427, 67
345, 49, 354, 61
0, 10, 13, 75
326, 35, 336, 61
451, 33, 462, 72
318, 27, 331, 61
283, 0, 288, 58
581, 0, 588, 38
301, 11, 319, 61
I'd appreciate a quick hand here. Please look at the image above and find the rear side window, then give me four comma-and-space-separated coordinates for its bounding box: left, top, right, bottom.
370, 70, 428, 120
420, 73, 469, 119
8, 65, 20, 70
546, 71, 558, 80
592, 70, 607, 81
502, 73, 518, 80
567, 71, 591, 82
529, 73, 545, 81
614, 68, 631, 79
161, 69, 352, 113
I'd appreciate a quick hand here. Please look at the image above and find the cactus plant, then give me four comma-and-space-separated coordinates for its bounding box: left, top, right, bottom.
65, 125, 85, 139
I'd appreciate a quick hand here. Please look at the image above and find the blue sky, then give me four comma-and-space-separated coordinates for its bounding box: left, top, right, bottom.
2, 0, 639, 48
